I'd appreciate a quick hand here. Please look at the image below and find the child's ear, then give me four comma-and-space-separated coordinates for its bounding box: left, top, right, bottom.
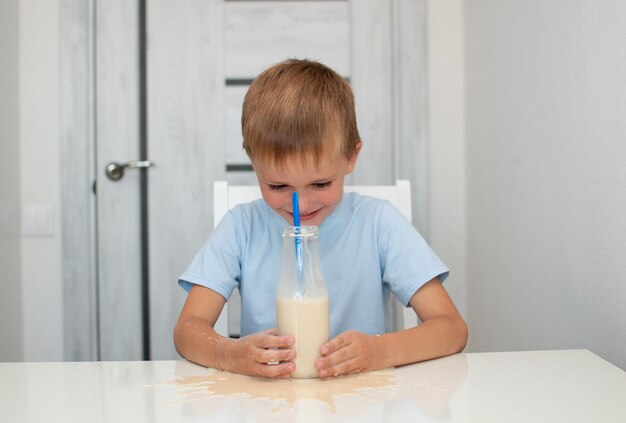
346, 141, 362, 174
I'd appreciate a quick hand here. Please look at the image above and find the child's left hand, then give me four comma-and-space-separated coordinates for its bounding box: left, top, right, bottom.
314, 330, 385, 378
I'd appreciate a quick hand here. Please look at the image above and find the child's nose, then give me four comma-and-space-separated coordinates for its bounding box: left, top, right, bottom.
296, 193, 313, 212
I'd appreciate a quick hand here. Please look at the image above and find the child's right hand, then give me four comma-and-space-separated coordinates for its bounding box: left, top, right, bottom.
227, 329, 296, 379
174, 286, 296, 379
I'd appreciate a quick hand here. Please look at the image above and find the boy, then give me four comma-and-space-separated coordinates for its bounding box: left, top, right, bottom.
174, 59, 467, 379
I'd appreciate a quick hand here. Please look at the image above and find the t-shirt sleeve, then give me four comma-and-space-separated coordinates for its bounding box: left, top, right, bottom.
378, 202, 449, 306
177, 210, 242, 300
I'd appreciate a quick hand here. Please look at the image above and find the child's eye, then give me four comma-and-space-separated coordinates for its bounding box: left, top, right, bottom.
268, 184, 288, 191
312, 181, 332, 190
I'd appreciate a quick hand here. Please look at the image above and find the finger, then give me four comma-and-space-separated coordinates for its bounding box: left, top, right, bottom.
321, 332, 352, 355
254, 332, 294, 349
318, 357, 360, 378
255, 361, 295, 379
315, 343, 354, 372
253, 346, 296, 364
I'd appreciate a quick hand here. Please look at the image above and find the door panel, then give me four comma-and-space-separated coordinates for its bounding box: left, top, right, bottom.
225, 1, 350, 78
225, 86, 250, 171
96, 0, 143, 360
147, 0, 225, 359
350, 0, 394, 185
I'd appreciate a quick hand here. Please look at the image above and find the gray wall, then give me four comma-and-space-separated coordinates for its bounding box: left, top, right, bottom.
465, 0, 626, 369
0, 0, 24, 362
427, 0, 467, 322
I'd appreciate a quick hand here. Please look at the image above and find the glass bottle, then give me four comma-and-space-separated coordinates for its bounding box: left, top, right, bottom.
276, 225, 329, 379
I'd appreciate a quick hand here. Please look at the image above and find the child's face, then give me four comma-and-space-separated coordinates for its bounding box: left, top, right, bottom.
253, 148, 360, 227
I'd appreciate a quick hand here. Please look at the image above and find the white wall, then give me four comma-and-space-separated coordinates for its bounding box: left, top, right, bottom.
0, 0, 24, 362
426, 0, 467, 321
465, 0, 626, 369
18, 0, 65, 361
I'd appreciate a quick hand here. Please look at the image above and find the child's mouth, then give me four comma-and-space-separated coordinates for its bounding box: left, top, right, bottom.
293, 208, 321, 222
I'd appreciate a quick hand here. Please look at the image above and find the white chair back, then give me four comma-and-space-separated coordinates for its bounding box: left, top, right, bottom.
212, 180, 416, 337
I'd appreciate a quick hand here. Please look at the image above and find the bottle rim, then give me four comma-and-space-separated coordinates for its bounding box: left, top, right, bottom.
282, 225, 319, 238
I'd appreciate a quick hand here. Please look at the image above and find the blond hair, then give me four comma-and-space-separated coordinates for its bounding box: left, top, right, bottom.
242, 59, 360, 168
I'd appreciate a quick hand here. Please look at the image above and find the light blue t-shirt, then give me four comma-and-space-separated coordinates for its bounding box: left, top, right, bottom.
179, 192, 449, 338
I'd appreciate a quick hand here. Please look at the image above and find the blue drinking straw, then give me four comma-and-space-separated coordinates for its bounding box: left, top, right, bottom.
292, 192, 304, 289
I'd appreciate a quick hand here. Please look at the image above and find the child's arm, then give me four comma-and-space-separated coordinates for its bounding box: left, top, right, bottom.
174, 284, 296, 378
314, 278, 467, 377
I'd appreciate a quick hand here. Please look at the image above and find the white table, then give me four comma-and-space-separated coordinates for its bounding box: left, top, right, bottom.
1, 349, 624, 422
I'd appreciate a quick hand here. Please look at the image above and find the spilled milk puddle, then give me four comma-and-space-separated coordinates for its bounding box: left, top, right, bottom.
162, 369, 397, 413
148, 355, 468, 421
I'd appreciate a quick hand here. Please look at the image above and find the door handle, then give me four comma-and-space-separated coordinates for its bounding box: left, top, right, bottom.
105, 160, 154, 181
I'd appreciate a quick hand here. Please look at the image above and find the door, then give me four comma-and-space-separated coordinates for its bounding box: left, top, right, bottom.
94, 0, 426, 360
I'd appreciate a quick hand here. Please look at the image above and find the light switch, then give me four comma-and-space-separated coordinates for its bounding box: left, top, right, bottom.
22, 205, 55, 237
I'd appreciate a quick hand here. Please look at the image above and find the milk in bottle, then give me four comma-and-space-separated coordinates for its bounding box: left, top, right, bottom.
276, 226, 329, 379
